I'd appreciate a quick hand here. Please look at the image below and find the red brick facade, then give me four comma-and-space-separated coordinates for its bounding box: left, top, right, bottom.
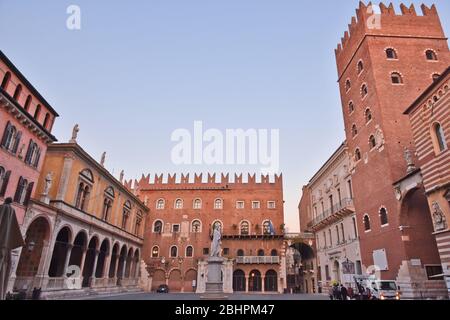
335, 3, 449, 283
0, 50, 58, 223
133, 174, 286, 293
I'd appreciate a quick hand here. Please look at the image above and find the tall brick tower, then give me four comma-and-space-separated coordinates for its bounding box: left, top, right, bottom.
335, 2, 449, 298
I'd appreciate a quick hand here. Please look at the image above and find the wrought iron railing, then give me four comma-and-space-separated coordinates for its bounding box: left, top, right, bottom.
235, 256, 280, 264
308, 198, 354, 227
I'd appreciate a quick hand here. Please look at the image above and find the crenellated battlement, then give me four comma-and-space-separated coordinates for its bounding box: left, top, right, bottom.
123, 173, 283, 191
335, 2, 445, 78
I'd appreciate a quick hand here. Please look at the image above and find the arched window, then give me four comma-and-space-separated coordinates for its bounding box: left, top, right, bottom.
43, 113, 50, 129
122, 201, 132, 230
365, 108, 372, 123
263, 221, 272, 235
386, 48, 397, 59
351, 124, 358, 137
214, 198, 223, 209
257, 249, 265, 257
102, 187, 115, 221
24, 141, 40, 167
426, 50, 437, 61
1, 71, 11, 90
348, 101, 355, 114
355, 149, 362, 161
237, 249, 244, 257
14, 177, 29, 205
361, 84, 368, 98
240, 221, 249, 235
0, 167, 10, 198
156, 199, 165, 210
13, 84, 22, 101
345, 79, 351, 92
151, 246, 159, 258
193, 198, 202, 209
174, 199, 183, 209
170, 246, 178, 258
369, 135, 376, 149
1, 122, 21, 154
153, 220, 163, 233
432, 73, 441, 81
75, 182, 91, 211
391, 72, 403, 84
432, 122, 447, 153
271, 249, 278, 257
24, 95, 32, 111
357, 60, 364, 74
34, 104, 41, 120
380, 208, 388, 226
363, 215, 371, 231
192, 220, 201, 233
186, 246, 194, 258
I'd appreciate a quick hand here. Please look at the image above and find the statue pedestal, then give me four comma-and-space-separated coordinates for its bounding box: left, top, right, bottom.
40, 195, 50, 205
200, 257, 228, 300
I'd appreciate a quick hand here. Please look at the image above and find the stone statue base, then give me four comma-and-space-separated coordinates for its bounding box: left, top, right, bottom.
40, 195, 50, 205
200, 256, 228, 300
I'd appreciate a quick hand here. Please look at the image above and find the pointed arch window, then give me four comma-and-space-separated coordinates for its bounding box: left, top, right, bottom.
369, 135, 376, 149
348, 101, 355, 114
102, 187, 115, 222
380, 208, 388, 226
34, 104, 41, 121
0, 167, 11, 198
153, 220, 163, 233
170, 246, 178, 258
357, 60, 364, 74
355, 149, 362, 162
351, 124, 358, 137
24, 95, 32, 111
345, 79, 351, 92
121, 201, 132, 230
13, 84, 22, 101
365, 108, 372, 123
1, 122, 21, 154
156, 199, 165, 210
214, 198, 223, 209
186, 246, 194, 258
361, 84, 368, 98
151, 246, 159, 258
174, 198, 183, 209
193, 198, 202, 209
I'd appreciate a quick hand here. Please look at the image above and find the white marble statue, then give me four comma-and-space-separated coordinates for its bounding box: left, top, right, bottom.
43, 172, 53, 196
210, 224, 222, 257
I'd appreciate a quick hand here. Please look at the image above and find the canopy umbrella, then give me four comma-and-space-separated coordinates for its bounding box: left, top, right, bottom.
0, 198, 25, 300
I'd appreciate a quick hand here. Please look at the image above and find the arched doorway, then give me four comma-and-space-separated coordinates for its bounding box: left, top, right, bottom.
233, 269, 246, 292
183, 269, 197, 292
48, 227, 72, 277
16, 218, 50, 281
68, 232, 87, 273
333, 260, 340, 283
264, 270, 278, 292
401, 188, 441, 263
169, 269, 182, 292
95, 239, 109, 278
151, 270, 166, 291
108, 243, 119, 278
248, 270, 262, 292
82, 237, 98, 287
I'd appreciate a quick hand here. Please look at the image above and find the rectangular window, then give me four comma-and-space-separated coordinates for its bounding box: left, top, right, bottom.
267, 201, 276, 209
329, 195, 334, 212
321, 201, 324, 214
203, 248, 210, 255
337, 188, 342, 206
236, 201, 245, 209
352, 216, 358, 239
328, 229, 332, 247
356, 260, 362, 275
223, 248, 230, 255
426, 265, 444, 280
172, 224, 180, 233
252, 201, 260, 209
348, 180, 353, 199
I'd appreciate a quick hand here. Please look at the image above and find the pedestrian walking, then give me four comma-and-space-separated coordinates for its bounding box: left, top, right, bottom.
340, 284, 348, 300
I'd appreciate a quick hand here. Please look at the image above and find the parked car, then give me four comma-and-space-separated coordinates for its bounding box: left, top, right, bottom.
156, 285, 169, 293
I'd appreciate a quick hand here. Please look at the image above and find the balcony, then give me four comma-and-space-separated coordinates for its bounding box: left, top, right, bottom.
308, 198, 355, 230
235, 256, 280, 264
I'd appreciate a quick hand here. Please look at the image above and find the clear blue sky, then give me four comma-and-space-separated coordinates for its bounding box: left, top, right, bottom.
1, 0, 449, 232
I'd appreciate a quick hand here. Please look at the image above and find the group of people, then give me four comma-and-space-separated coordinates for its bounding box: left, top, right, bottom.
328, 283, 354, 300
328, 282, 375, 300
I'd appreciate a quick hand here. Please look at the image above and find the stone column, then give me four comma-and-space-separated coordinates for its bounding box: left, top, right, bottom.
245, 275, 249, 293
90, 250, 100, 287
63, 245, 74, 276
33, 240, 51, 288
113, 256, 120, 280
102, 253, 111, 281
261, 276, 265, 293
